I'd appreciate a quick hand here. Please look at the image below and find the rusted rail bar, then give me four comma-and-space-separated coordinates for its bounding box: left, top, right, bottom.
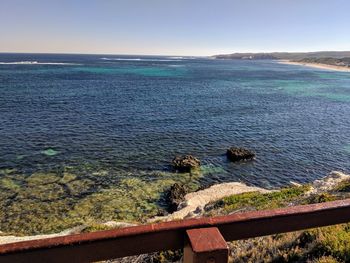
184, 227, 228, 263
1, 199, 350, 263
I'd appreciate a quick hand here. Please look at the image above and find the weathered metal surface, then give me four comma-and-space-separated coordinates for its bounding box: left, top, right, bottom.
184, 227, 228, 263
1, 199, 350, 262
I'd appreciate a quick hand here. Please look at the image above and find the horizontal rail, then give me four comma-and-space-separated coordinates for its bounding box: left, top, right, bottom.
1, 199, 350, 262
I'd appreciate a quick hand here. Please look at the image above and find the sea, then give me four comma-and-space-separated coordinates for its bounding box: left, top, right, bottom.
0, 53, 349, 234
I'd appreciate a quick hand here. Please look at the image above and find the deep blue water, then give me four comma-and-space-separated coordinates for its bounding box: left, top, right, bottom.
0, 53, 349, 233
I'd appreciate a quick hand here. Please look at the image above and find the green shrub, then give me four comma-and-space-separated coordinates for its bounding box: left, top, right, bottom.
307, 193, 337, 204
335, 180, 350, 192
306, 224, 350, 262
82, 223, 114, 233
218, 185, 310, 212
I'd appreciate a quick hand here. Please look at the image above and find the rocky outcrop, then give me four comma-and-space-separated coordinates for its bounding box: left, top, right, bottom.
172, 155, 200, 172
226, 147, 255, 162
307, 171, 350, 195
155, 171, 350, 222
166, 183, 188, 212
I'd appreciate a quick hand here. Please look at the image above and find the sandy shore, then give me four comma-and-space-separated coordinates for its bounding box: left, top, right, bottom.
278, 60, 350, 72
150, 182, 271, 222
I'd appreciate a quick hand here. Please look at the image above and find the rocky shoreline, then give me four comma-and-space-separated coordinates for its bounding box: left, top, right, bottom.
152, 182, 269, 222
1, 171, 349, 246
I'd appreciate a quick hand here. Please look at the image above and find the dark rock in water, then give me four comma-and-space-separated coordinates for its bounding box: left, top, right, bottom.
166, 183, 188, 212
226, 147, 255, 162
172, 155, 201, 172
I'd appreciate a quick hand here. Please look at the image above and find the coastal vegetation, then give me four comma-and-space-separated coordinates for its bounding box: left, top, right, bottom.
205, 185, 310, 216
296, 57, 350, 68
213, 51, 350, 72
226, 222, 350, 263
335, 179, 350, 192
120, 173, 350, 263
204, 172, 350, 263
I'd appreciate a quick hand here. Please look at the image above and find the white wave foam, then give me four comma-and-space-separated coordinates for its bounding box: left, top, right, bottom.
100, 57, 180, 62
166, 56, 185, 59
0, 61, 78, 65
167, 56, 197, 60
168, 64, 185, 67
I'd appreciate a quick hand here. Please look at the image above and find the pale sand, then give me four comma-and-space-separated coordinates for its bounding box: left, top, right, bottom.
150, 182, 271, 222
278, 60, 350, 72
0, 222, 137, 245
0, 226, 86, 245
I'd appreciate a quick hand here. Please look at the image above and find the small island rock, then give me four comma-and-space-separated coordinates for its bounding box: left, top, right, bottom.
172, 155, 200, 172
226, 147, 255, 162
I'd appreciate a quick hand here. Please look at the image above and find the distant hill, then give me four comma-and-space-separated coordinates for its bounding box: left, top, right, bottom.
213, 51, 350, 60
297, 57, 350, 67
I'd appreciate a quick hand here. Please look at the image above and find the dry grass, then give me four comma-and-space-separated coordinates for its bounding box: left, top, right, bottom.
227, 223, 350, 262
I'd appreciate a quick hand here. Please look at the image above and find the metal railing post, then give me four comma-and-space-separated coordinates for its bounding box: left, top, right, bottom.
184, 227, 229, 263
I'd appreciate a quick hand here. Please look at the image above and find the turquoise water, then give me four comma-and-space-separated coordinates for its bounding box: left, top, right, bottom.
344, 144, 350, 154
0, 54, 349, 234
72, 66, 187, 77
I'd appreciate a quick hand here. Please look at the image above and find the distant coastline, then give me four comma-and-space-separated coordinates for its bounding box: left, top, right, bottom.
212, 51, 350, 72
278, 59, 350, 72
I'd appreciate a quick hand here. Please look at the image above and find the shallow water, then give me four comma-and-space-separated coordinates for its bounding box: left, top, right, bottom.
0, 54, 349, 234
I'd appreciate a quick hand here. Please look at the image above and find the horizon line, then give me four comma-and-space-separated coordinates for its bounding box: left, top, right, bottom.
1, 50, 350, 57
0, 51, 209, 57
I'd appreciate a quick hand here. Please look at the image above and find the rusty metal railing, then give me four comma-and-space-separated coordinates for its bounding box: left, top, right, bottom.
1, 199, 350, 263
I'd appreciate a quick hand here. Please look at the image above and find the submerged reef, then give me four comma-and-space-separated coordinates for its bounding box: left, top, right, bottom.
41, 148, 59, 156
0, 165, 208, 235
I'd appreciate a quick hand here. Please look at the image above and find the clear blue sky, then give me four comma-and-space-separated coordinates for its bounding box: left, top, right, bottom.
1, 0, 349, 56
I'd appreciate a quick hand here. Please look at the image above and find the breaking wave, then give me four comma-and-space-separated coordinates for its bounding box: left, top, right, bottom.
166, 56, 197, 59
0, 61, 78, 65
100, 57, 181, 62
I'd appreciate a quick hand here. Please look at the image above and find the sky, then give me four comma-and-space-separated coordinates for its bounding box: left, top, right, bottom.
1, 0, 350, 56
